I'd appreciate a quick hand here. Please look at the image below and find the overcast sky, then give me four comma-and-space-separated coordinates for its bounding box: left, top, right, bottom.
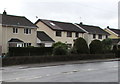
0, 0, 119, 29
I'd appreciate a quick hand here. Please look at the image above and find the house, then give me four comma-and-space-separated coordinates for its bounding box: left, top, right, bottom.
104, 26, 120, 45
0, 11, 38, 54
76, 22, 110, 45
35, 19, 85, 47
104, 26, 120, 39
37, 31, 55, 47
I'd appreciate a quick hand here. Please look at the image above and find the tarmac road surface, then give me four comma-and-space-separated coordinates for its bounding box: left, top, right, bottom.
2, 61, 119, 82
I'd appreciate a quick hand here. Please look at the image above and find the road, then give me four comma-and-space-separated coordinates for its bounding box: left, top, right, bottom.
2, 61, 119, 82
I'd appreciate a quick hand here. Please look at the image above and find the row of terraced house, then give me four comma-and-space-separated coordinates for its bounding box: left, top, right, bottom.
0, 11, 120, 55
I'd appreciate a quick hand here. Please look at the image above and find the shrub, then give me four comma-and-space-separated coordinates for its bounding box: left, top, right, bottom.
52, 42, 68, 55
118, 45, 120, 49
116, 49, 120, 58
53, 45, 68, 55
102, 38, 112, 53
69, 47, 77, 54
52, 41, 68, 49
112, 45, 118, 53
73, 37, 89, 54
89, 40, 103, 54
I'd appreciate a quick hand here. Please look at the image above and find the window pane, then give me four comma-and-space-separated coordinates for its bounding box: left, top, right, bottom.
93, 34, 96, 39
106, 35, 108, 39
13, 28, 15, 33
24, 28, 31, 34
56, 31, 61, 37
67, 32, 72, 37
13, 28, 18, 33
16, 28, 18, 33
29, 43, 31, 46
24, 43, 26, 47
98, 34, 102, 39
26, 29, 28, 34
29, 29, 31, 34
76, 32, 79, 37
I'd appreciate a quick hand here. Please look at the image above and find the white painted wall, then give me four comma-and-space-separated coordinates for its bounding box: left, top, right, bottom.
84, 33, 107, 45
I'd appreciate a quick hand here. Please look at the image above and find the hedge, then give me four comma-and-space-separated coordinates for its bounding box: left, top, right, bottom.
116, 49, 120, 58
8, 47, 53, 57
2, 54, 116, 66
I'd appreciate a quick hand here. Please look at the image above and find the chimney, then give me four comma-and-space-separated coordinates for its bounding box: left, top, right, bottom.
3, 10, 7, 15
107, 26, 109, 28
80, 22, 83, 25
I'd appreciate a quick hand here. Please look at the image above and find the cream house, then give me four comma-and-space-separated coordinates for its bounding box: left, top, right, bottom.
35, 19, 85, 47
76, 23, 110, 45
104, 26, 120, 45
104, 26, 120, 39
0, 11, 38, 54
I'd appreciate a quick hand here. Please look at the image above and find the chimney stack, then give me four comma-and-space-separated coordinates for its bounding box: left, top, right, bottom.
3, 10, 7, 15
107, 26, 109, 28
80, 22, 83, 25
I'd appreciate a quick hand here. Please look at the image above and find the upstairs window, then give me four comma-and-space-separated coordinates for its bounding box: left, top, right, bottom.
98, 34, 102, 39
56, 31, 61, 37
67, 32, 72, 37
13, 28, 18, 34
75, 32, 79, 37
24, 28, 31, 34
93, 34, 96, 39
106, 35, 108, 39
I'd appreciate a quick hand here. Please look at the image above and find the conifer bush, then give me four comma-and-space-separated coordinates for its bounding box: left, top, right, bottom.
73, 37, 89, 54
89, 40, 103, 54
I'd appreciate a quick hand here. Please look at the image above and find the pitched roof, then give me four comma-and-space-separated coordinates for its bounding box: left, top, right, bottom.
77, 23, 110, 35
8, 38, 24, 43
35, 19, 85, 33
37, 31, 55, 42
108, 28, 120, 37
0, 13, 37, 28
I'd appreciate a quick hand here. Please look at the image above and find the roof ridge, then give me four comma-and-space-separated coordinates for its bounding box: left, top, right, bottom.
109, 28, 120, 30
40, 19, 72, 24
2, 14, 25, 18
78, 23, 100, 28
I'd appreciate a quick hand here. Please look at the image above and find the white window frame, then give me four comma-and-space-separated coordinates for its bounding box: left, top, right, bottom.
23, 43, 32, 47
13, 28, 18, 34
24, 28, 32, 34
